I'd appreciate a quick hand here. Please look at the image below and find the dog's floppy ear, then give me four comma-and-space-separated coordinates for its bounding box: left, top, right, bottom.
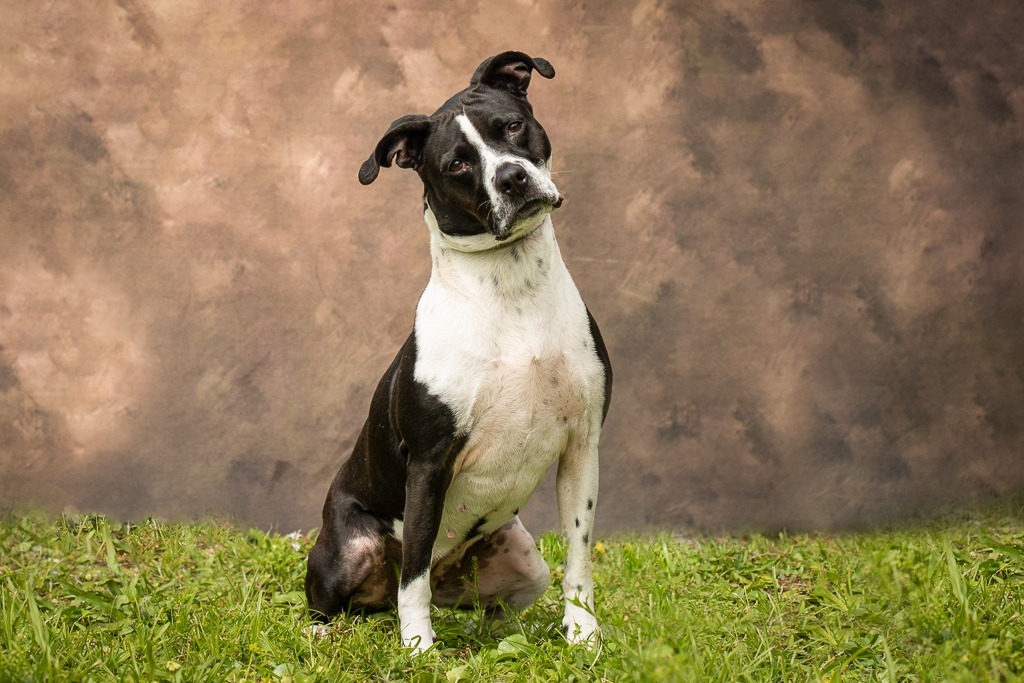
470, 51, 555, 98
358, 114, 431, 185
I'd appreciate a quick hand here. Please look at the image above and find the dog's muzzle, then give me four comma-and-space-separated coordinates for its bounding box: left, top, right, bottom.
491, 162, 563, 241
492, 197, 563, 241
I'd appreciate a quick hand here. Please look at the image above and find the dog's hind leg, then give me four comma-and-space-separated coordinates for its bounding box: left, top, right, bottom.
431, 517, 550, 611
305, 494, 400, 619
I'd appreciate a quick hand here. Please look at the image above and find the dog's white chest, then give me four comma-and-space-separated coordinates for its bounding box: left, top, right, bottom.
412, 220, 604, 553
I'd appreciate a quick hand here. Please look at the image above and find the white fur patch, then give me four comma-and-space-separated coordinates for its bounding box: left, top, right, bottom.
402, 122, 608, 651
563, 599, 600, 645
454, 113, 560, 235
414, 216, 606, 563
397, 572, 434, 653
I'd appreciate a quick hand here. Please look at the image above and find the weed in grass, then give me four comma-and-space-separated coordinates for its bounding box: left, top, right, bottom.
0, 501, 1022, 681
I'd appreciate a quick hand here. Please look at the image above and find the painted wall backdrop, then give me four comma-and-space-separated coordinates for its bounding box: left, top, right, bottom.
1, 0, 1022, 533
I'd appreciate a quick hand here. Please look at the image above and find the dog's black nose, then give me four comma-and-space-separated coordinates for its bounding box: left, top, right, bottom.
496, 163, 530, 196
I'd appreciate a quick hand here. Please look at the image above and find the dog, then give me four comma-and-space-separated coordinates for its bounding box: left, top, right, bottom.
305, 50, 612, 655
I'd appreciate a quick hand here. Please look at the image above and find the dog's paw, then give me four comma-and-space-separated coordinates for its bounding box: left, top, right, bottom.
401, 623, 436, 656
402, 632, 435, 656
562, 604, 600, 647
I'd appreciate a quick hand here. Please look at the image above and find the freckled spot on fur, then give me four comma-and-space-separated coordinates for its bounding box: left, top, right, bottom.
583, 533, 589, 544
575, 517, 580, 528
512, 508, 519, 516
492, 275, 499, 287
587, 499, 594, 511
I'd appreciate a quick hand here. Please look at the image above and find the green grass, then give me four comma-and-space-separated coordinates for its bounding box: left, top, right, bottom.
1, 501, 1023, 682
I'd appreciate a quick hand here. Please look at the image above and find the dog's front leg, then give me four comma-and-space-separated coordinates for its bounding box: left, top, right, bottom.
397, 455, 453, 654
556, 433, 601, 645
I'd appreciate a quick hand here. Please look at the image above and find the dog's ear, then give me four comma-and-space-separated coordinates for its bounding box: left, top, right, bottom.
358, 114, 432, 185
470, 51, 555, 98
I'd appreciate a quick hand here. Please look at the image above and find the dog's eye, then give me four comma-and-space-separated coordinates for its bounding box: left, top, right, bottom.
507, 121, 524, 134
448, 159, 466, 173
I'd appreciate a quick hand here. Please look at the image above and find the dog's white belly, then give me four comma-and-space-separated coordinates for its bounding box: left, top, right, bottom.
410, 219, 605, 562
432, 351, 586, 556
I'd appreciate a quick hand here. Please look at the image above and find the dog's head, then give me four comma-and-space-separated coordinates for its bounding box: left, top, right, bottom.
358, 51, 561, 251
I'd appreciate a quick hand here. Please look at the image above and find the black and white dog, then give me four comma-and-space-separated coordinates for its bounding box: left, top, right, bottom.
305, 51, 611, 654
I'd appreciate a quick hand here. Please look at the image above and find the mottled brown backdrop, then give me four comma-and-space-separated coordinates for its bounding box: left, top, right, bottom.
2, 0, 1022, 532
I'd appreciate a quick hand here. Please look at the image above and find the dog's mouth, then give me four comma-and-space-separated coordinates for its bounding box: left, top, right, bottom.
522, 196, 564, 218
493, 196, 563, 242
